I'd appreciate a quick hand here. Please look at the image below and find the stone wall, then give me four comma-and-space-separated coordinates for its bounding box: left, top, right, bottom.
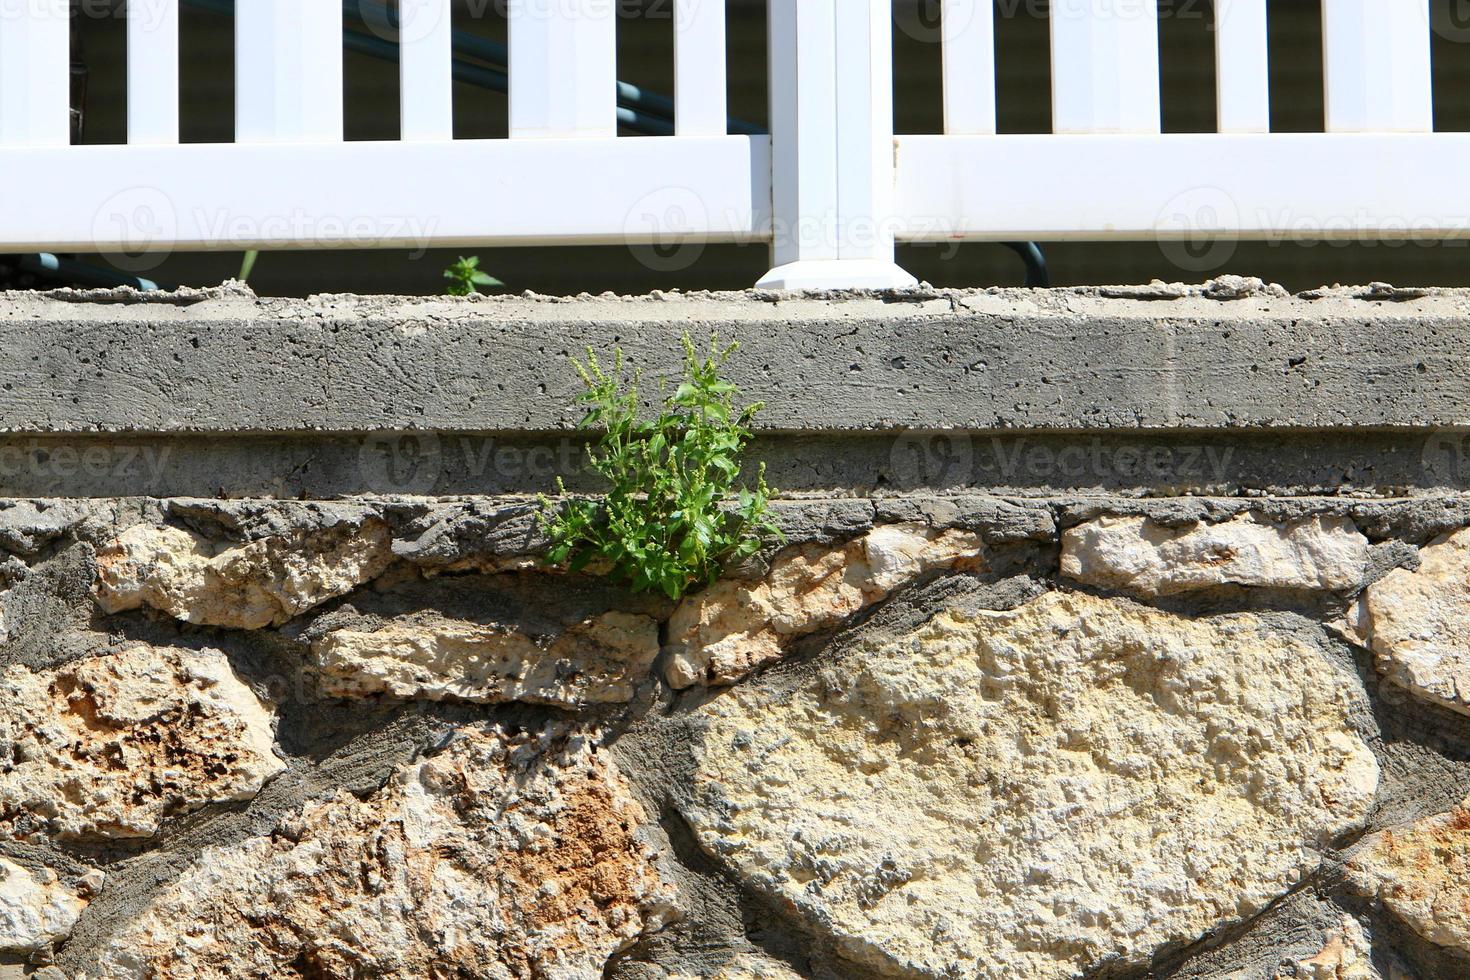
3, 285, 1470, 979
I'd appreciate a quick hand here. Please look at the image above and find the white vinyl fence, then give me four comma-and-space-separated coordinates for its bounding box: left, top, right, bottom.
0, 0, 1453, 289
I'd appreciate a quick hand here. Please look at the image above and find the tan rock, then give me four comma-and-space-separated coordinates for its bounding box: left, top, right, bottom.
94, 724, 677, 980
623, 952, 804, 980
1345, 797, 1470, 956
0, 645, 284, 840
94, 520, 394, 629
1358, 527, 1470, 715
1278, 915, 1381, 980
312, 609, 660, 706
665, 524, 985, 688
682, 591, 1379, 980
1061, 514, 1369, 596
0, 859, 91, 953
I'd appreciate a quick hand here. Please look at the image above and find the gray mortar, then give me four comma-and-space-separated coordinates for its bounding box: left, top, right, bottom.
5, 283, 1470, 435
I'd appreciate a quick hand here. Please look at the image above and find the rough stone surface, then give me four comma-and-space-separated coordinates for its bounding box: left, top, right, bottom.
682, 591, 1379, 980
1276, 916, 1381, 979
1061, 514, 1369, 596
622, 953, 805, 980
0, 859, 90, 953
8, 287, 1470, 434
300, 571, 669, 708
0, 645, 284, 840
665, 524, 985, 688
94, 519, 394, 629
311, 609, 660, 706
1346, 796, 1470, 958
93, 723, 677, 980
1358, 527, 1470, 716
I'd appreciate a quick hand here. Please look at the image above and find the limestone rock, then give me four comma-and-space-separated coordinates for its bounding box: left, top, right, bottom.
1358, 527, 1470, 715
1061, 514, 1369, 597
95, 724, 678, 979
621, 953, 804, 980
312, 610, 660, 707
0, 859, 91, 953
0, 645, 284, 840
682, 591, 1379, 980
94, 520, 394, 629
1345, 797, 1470, 957
665, 524, 985, 688
1277, 916, 1381, 980
303, 572, 669, 708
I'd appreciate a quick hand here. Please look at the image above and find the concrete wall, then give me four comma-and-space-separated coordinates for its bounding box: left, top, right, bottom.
1, 284, 1470, 979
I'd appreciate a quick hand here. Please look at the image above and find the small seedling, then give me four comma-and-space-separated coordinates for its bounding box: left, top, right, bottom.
444, 255, 502, 296
538, 335, 781, 599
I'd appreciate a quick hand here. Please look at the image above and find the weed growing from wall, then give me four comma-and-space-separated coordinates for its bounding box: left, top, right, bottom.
538, 335, 780, 599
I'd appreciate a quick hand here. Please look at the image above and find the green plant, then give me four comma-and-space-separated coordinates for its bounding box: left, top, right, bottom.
444, 255, 502, 296
538, 335, 781, 599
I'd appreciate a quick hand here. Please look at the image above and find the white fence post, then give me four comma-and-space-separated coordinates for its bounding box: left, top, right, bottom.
400, 0, 455, 141
1214, 0, 1270, 133
757, 0, 916, 290
236, 0, 344, 143
1322, 0, 1433, 133
128, 0, 180, 144
0, 0, 71, 147
1049, 0, 1161, 133
508, 0, 617, 138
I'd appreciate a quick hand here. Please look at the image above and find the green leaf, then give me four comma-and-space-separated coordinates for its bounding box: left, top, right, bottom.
532, 332, 779, 600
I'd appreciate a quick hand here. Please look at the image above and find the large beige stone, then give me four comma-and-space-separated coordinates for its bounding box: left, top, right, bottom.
682, 591, 1379, 980
1358, 526, 1470, 715
0, 859, 93, 953
1061, 513, 1369, 597
94, 724, 677, 980
94, 520, 394, 629
312, 609, 660, 706
1345, 796, 1470, 957
665, 524, 985, 688
622, 952, 804, 980
0, 645, 284, 840
1277, 916, 1381, 980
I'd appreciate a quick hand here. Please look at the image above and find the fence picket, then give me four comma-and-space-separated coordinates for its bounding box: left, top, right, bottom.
129, 0, 179, 144
508, 0, 617, 138
942, 0, 996, 135
236, 0, 344, 142
1049, 0, 1160, 134
0, 0, 70, 146
674, 0, 727, 136
1214, 0, 1269, 133
1322, 0, 1432, 133
400, 0, 454, 140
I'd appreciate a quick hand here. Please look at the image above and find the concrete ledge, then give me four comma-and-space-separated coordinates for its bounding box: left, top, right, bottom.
3, 282, 1470, 434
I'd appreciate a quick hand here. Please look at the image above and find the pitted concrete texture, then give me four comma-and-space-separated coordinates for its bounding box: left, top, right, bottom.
5, 280, 1470, 434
